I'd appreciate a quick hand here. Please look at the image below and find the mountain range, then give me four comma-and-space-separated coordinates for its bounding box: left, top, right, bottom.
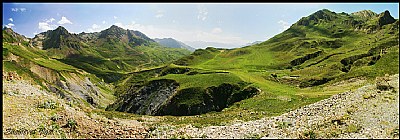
184, 40, 244, 49
154, 38, 196, 52
241, 41, 263, 47
2, 9, 399, 138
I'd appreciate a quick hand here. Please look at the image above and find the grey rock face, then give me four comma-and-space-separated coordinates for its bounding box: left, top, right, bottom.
113, 79, 180, 115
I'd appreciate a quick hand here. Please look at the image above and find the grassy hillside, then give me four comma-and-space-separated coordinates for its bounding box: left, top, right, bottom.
2, 25, 190, 109
3, 8, 399, 129
112, 9, 399, 127
27, 25, 191, 83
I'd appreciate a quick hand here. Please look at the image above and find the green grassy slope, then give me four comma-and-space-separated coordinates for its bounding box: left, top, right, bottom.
26, 25, 191, 83
133, 9, 399, 126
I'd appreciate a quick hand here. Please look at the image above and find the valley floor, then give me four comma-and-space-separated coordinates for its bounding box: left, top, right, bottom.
148, 74, 399, 139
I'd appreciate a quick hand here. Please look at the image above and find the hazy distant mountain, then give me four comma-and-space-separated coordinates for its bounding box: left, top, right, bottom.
154, 38, 195, 52
242, 41, 263, 47
184, 41, 243, 49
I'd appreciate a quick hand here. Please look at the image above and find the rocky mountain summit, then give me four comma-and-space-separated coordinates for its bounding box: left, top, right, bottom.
351, 10, 377, 19
295, 9, 396, 33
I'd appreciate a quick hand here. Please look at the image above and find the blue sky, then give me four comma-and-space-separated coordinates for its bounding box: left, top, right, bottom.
2, 3, 399, 48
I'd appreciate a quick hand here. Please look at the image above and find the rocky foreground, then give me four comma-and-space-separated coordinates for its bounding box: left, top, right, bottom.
2, 80, 149, 139
3, 74, 399, 139
149, 74, 399, 139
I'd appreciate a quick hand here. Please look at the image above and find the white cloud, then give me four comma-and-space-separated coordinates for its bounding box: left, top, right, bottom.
11, 8, 26, 12
58, 16, 72, 24
278, 20, 290, 31
37, 17, 59, 32
114, 21, 248, 46
102, 20, 106, 24
114, 21, 144, 30
9, 18, 13, 22
197, 5, 208, 21
191, 31, 248, 45
155, 10, 164, 18
114, 16, 118, 19
92, 24, 100, 29
38, 22, 55, 31
87, 24, 102, 32
211, 27, 222, 34
114, 23, 123, 27
5, 23, 15, 28
47, 18, 55, 23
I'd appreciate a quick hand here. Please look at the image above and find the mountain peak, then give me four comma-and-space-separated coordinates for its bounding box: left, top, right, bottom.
55, 26, 67, 31
351, 10, 377, 19
377, 10, 396, 26
309, 9, 335, 19
295, 9, 336, 26
104, 25, 126, 34
3, 26, 14, 33
154, 38, 195, 52
109, 25, 124, 30
53, 26, 70, 35
3, 26, 29, 43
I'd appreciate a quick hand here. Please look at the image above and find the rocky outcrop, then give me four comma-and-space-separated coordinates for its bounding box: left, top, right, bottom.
108, 80, 260, 116
107, 79, 180, 115
375, 75, 394, 91
29, 64, 60, 83
290, 50, 323, 66
340, 40, 398, 72
2, 27, 30, 44
39, 26, 82, 50
377, 10, 396, 26
2, 79, 149, 139
160, 67, 191, 76
296, 9, 336, 26
299, 77, 333, 88
3, 51, 112, 108
155, 87, 214, 116
155, 84, 260, 116
351, 10, 377, 19
62, 74, 103, 107
3, 71, 22, 81
353, 10, 396, 33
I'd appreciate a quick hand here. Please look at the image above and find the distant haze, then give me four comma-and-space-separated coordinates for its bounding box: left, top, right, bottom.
184, 41, 243, 49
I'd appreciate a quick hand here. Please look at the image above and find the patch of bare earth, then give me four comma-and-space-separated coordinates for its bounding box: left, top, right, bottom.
2, 79, 150, 138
